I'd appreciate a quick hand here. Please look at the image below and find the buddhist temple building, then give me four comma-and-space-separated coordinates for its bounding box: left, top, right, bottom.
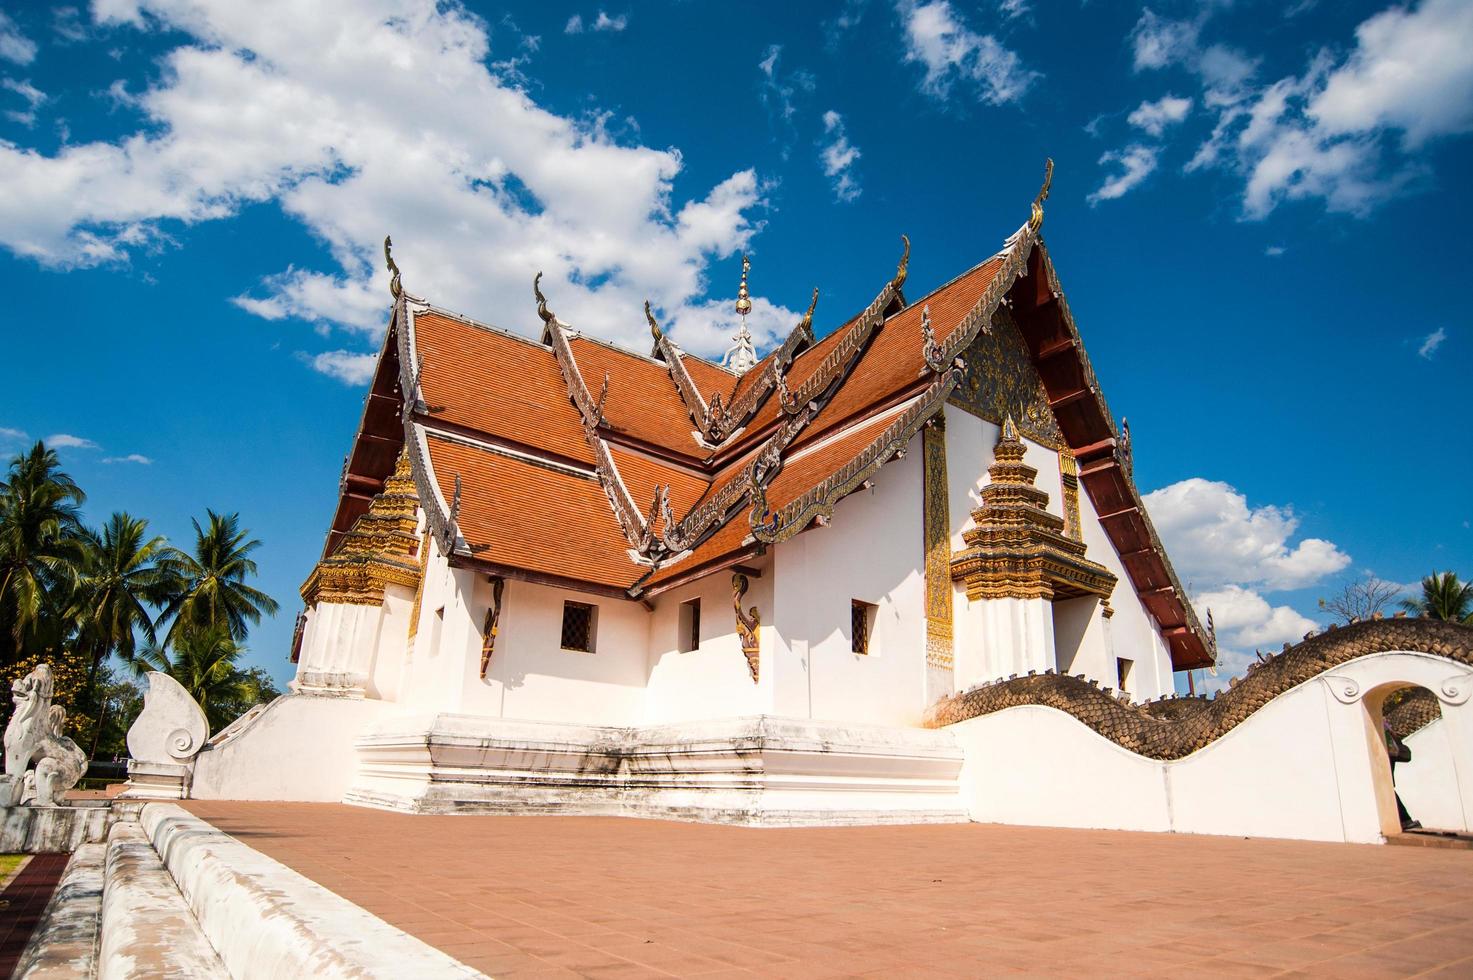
213, 166, 1222, 822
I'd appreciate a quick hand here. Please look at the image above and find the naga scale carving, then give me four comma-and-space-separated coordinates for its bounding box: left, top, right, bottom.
923, 618, 1473, 760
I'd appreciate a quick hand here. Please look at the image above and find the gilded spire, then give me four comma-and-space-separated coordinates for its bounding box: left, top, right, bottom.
735, 254, 752, 317
1028, 158, 1054, 234
384, 235, 402, 299
722, 254, 758, 373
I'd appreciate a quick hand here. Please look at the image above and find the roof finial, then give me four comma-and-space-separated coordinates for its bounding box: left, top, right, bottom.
534, 272, 559, 326
799, 287, 819, 334
1028, 158, 1054, 234
1001, 413, 1020, 444
893, 234, 910, 291
384, 235, 402, 299
644, 300, 664, 343
735, 254, 752, 317
722, 254, 758, 373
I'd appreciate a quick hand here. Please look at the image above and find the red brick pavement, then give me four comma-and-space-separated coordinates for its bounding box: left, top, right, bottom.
0, 853, 68, 979
183, 802, 1473, 979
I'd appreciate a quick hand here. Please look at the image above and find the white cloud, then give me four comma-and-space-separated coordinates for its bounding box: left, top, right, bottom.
819, 110, 861, 203
757, 45, 815, 158
897, 0, 1038, 105
1170, 0, 1473, 219
1418, 327, 1447, 359
102, 453, 153, 464
1145, 477, 1351, 593
566, 11, 627, 34
1264, 244, 1286, 256
0, 426, 28, 442
45, 433, 98, 449
1192, 584, 1319, 692
1087, 145, 1157, 204
0, 11, 38, 65
1130, 10, 1199, 72
0, 0, 791, 367
592, 12, 627, 33
305, 350, 377, 386
1127, 94, 1191, 136
997, 0, 1030, 21
1309, 0, 1473, 147
3, 77, 46, 126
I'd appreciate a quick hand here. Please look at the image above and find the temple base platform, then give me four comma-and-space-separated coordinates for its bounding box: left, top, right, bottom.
345, 714, 967, 826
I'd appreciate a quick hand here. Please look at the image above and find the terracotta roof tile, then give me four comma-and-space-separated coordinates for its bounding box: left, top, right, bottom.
412, 311, 592, 465
425, 434, 641, 589
567, 337, 704, 456
678, 353, 737, 405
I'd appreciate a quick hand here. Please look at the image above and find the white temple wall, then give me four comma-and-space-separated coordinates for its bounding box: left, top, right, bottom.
953, 652, 1473, 843
642, 562, 773, 725
1396, 717, 1469, 833
396, 536, 477, 714
472, 578, 649, 727
367, 584, 414, 701
770, 444, 929, 727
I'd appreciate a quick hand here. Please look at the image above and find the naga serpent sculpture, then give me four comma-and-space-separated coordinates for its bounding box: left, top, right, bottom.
923, 617, 1473, 760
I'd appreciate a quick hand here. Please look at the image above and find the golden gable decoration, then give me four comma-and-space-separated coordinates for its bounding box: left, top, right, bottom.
948, 306, 1063, 450
302, 449, 424, 606
951, 416, 1115, 602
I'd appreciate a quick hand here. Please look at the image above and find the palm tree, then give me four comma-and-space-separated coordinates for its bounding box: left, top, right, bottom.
1400, 571, 1473, 624
0, 442, 88, 658
133, 625, 252, 731
159, 510, 278, 644
74, 512, 173, 689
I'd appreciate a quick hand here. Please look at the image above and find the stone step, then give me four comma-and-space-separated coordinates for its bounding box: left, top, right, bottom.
99, 822, 228, 979
1385, 829, 1473, 851
14, 843, 105, 979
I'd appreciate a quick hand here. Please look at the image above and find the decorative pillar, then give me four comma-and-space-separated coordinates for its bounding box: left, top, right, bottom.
922, 419, 954, 702
297, 449, 424, 697
951, 417, 1116, 689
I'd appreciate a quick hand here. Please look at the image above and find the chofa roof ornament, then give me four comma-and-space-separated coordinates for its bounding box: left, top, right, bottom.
1028, 158, 1054, 234
534, 271, 563, 328
384, 235, 402, 299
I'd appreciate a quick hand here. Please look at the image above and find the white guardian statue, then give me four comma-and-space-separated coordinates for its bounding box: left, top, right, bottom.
2, 664, 88, 807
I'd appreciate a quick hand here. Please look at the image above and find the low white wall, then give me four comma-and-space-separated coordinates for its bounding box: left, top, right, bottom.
952, 651, 1473, 843
190, 695, 395, 802
1398, 718, 1469, 833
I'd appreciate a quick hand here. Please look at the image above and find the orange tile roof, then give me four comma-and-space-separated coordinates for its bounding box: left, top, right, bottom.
566, 336, 704, 457
678, 353, 737, 405
412, 310, 593, 466
424, 434, 641, 589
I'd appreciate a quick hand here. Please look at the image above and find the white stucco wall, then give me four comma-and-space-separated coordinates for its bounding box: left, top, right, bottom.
770, 442, 929, 727
467, 577, 649, 726
952, 652, 1473, 843
642, 561, 774, 725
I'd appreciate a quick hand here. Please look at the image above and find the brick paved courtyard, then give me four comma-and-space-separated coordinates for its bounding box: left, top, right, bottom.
184, 802, 1473, 979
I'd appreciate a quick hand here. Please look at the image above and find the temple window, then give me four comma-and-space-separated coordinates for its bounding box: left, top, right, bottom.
678, 598, 701, 653
1116, 657, 1134, 694
561, 600, 597, 653
851, 600, 877, 655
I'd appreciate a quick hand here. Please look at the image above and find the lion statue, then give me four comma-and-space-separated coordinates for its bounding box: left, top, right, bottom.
2, 664, 88, 807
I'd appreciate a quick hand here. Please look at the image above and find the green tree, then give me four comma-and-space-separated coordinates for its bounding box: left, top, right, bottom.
0, 442, 87, 661
133, 625, 269, 731
1400, 571, 1473, 624
159, 510, 278, 644
74, 512, 173, 690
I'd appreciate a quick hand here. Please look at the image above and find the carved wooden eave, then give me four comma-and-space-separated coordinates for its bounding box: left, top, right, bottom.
703, 295, 819, 443
949, 418, 1116, 602
393, 296, 468, 558
1010, 239, 1213, 669
302, 449, 424, 606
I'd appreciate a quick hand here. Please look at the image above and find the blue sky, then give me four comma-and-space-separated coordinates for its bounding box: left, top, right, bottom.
1, 0, 1469, 691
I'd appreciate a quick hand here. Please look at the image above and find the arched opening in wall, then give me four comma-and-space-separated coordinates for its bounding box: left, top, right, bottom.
1363, 683, 1462, 836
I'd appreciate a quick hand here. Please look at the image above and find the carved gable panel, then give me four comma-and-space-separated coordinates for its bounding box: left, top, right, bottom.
947, 306, 1063, 449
